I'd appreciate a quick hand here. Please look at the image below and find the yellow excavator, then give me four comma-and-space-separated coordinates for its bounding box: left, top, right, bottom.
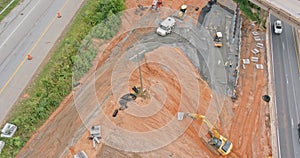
177, 112, 233, 156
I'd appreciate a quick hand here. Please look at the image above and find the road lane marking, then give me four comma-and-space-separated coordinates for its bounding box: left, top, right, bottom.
0, 0, 71, 95
0, 0, 16, 15
289, 29, 300, 121
292, 29, 300, 75
0, 0, 41, 49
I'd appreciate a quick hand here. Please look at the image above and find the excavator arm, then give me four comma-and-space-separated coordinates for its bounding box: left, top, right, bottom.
178, 112, 233, 156
185, 113, 220, 139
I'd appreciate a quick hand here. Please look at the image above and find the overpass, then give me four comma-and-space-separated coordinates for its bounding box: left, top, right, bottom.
249, 0, 300, 29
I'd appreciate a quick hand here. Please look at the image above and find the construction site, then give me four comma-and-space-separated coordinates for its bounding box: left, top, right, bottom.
15, 0, 272, 157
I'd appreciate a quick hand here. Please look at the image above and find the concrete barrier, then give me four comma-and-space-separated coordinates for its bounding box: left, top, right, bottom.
266, 14, 279, 158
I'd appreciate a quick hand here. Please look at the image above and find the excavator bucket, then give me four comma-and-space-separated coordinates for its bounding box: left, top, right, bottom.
214, 42, 222, 47
177, 112, 185, 121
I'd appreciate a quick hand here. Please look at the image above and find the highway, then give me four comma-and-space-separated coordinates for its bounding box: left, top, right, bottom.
250, 0, 300, 29
270, 15, 300, 158
0, 0, 84, 124
267, 0, 300, 19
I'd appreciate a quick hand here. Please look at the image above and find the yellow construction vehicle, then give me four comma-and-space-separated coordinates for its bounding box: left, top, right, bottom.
213, 32, 223, 47
177, 112, 233, 156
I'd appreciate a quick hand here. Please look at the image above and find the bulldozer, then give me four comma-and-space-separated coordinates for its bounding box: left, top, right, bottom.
177, 112, 233, 156
213, 32, 223, 47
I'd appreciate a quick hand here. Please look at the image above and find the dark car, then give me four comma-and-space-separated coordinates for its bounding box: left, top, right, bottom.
298, 123, 300, 143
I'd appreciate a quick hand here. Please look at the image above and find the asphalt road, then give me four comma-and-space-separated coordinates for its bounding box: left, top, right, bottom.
270, 15, 300, 158
267, 0, 300, 19
0, 0, 84, 124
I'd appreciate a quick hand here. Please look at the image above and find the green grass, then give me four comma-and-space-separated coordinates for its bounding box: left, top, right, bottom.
234, 0, 260, 21
0, 0, 21, 22
0, 0, 125, 157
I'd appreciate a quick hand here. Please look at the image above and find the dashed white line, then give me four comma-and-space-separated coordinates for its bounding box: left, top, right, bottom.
0, 0, 41, 49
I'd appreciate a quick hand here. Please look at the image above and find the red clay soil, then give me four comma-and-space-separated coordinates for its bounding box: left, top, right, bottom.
226, 18, 272, 157
126, 0, 208, 18
67, 44, 216, 158
17, 1, 271, 158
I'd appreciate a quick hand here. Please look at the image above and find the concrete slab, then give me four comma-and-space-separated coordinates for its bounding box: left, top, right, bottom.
90, 125, 101, 139
254, 36, 261, 41
74, 150, 88, 158
251, 48, 260, 54
256, 42, 264, 48
252, 31, 260, 36
251, 57, 259, 62
1, 123, 17, 138
256, 64, 264, 69
243, 59, 250, 64
0, 141, 4, 154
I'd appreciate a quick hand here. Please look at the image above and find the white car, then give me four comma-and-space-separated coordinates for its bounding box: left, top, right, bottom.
156, 17, 176, 36
273, 20, 283, 34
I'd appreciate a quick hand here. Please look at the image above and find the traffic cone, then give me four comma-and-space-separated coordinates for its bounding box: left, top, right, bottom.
57, 12, 62, 18
27, 54, 32, 60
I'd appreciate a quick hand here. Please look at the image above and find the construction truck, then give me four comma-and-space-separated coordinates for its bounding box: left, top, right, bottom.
213, 32, 223, 47
151, 0, 162, 10
177, 112, 233, 156
173, 4, 187, 20
156, 17, 176, 36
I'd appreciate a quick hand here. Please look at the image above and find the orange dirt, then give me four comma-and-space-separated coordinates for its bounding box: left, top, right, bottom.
18, 1, 271, 158
227, 17, 271, 157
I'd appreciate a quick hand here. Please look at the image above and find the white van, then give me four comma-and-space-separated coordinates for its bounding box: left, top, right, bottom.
156, 17, 176, 36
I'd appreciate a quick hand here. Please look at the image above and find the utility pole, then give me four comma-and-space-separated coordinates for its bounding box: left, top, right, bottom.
129, 50, 146, 95
137, 50, 145, 92
138, 55, 143, 91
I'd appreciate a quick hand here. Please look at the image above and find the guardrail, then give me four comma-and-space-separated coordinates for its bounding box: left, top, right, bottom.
249, 0, 300, 29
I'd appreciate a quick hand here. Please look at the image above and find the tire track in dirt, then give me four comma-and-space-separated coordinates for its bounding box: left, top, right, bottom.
229, 19, 270, 157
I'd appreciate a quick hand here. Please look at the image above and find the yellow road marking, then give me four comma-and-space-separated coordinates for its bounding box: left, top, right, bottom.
0, 0, 71, 95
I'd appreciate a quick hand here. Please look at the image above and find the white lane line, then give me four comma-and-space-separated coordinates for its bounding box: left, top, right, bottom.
287, 28, 300, 122
0, 0, 41, 49
0, 0, 16, 15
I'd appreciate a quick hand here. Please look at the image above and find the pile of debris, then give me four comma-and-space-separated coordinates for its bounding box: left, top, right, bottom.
74, 150, 88, 158
0, 123, 18, 154
1, 123, 17, 138
0, 141, 4, 154
118, 93, 137, 111
89, 125, 101, 149
242, 30, 265, 70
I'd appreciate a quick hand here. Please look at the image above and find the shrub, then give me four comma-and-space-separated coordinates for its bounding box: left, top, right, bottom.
0, 0, 125, 157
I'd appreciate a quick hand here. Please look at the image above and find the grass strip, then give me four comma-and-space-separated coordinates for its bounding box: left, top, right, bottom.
233, 0, 260, 21
0, 0, 20, 22
0, 0, 125, 157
